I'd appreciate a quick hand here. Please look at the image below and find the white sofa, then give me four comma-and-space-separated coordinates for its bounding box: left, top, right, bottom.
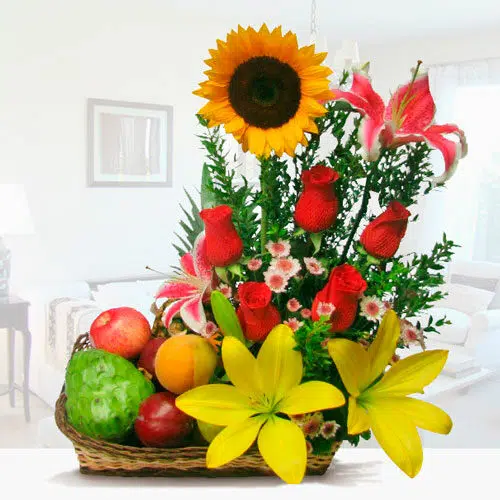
403, 260, 500, 376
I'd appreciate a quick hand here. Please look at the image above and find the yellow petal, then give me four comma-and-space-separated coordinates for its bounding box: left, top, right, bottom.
389, 397, 453, 435
328, 339, 370, 397
257, 416, 307, 484
367, 310, 401, 384
278, 381, 345, 415
367, 350, 449, 398
265, 128, 285, 157
175, 384, 255, 426
256, 324, 302, 404
301, 78, 331, 97
347, 396, 371, 435
365, 398, 423, 478
222, 336, 261, 398
206, 415, 267, 468
247, 127, 266, 157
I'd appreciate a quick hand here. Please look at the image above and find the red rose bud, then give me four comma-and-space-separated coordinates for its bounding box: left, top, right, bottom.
236, 282, 281, 342
312, 264, 367, 332
199, 205, 244, 267
360, 201, 411, 259
294, 165, 340, 233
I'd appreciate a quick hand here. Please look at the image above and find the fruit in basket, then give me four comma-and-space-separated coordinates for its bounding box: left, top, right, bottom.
197, 420, 223, 444
89, 307, 152, 359
64, 349, 155, 442
137, 337, 166, 379
134, 392, 194, 447
155, 334, 217, 394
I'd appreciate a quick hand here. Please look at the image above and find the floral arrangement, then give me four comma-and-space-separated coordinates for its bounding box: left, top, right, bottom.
61, 24, 468, 485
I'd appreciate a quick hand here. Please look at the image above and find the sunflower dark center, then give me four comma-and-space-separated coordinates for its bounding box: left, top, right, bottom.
228, 56, 301, 129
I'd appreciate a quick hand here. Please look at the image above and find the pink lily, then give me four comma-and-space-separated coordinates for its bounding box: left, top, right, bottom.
331, 65, 467, 183
156, 232, 214, 334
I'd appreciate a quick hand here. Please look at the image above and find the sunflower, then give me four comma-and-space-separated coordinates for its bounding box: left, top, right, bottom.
194, 24, 333, 157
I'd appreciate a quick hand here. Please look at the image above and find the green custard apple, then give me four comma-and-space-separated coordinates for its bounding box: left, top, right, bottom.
64, 349, 155, 442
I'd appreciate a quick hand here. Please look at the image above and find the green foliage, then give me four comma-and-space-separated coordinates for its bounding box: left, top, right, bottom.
173, 189, 204, 257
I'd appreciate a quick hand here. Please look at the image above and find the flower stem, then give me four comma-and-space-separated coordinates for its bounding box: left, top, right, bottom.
259, 158, 270, 254
340, 157, 381, 263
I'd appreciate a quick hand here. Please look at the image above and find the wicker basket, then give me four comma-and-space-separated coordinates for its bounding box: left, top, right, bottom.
55, 332, 340, 477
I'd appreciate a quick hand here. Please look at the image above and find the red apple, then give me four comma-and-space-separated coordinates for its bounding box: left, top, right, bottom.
135, 392, 194, 448
137, 338, 166, 379
89, 307, 151, 359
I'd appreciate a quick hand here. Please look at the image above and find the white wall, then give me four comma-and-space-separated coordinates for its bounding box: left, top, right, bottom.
0, 1, 245, 290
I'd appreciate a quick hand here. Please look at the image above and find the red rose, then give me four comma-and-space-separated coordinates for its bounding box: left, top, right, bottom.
360, 201, 411, 259
199, 205, 243, 267
312, 264, 367, 332
294, 165, 340, 233
236, 282, 281, 342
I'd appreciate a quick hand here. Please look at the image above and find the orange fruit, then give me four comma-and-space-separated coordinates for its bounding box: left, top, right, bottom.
154, 334, 218, 394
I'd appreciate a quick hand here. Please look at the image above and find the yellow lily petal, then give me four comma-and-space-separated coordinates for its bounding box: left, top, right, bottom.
222, 336, 261, 398
389, 397, 453, 435
206, 415, 268, 468
258, 416, 307, 484
367, 350, 449, 398
328, 339, 370, 397
347, 396, 371, 435
367, 310, 401, 385
365, 398, 423, 478
278, 381, 345, 415
256, 324, 302, 403
175, 384, 255, 426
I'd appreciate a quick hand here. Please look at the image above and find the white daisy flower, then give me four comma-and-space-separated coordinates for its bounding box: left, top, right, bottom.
359, 295, 385, 322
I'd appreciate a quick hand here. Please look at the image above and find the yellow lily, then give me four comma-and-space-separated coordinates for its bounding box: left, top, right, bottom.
176, 324, 345, 484
328, 309, 453, 478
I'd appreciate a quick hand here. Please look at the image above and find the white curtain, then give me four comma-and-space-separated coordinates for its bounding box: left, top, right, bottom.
409, 59, 500, 262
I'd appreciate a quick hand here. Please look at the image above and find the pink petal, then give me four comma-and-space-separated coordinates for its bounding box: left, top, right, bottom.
156, 282, 199, 299
180, 253, 196, 276
163, 298, 188, 326
423, 125, 467, 184
358, 117, 385, 161
180, 294, 207, 333
350, 73, 386, 118
385, 75, 435, 133
193, 232, 213, 282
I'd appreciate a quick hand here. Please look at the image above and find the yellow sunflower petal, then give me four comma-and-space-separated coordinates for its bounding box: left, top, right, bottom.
221, 336, 261, 398
367, 309, 401, 384
206, 415, 268, 469
277, 381, 345, 415
300, 96, 327, 117
348, 396, 371, 435
299, 65, 333, 79
265, 128, 285, 157
224, 116, 246, 134
328, 339, 370, 397
301, 78, 331, 97
365, 398, 424, 478
367, 350, 449, 398
256, 324, 302, 403
175, 384, 255, 426
388, 397, 453, 435
257, 416, 307, 484
246, 127, 267, 157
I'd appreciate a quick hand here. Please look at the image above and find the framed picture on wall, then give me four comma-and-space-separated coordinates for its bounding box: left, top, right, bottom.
87, 98, 173, 187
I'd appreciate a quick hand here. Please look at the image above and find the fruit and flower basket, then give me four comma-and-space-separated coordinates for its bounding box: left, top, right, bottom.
55, 24, 467, 484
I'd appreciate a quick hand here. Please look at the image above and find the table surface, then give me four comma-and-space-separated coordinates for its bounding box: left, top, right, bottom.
0, 448, 498, 500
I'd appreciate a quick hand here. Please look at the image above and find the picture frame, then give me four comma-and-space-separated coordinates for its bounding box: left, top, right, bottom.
87, 98, 173, 187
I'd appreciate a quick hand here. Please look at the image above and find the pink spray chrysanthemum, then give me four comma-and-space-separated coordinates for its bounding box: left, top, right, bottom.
265, 239, 291, 258
317, 301, 336, 317
301, 413, 324, 438
284, 318, 304, 332
304, 257, 326, 276
400, 320, 425, 347
320, 421, 341, 439
301, 308, 312, 319
247, 258, 263, 271
287, 298, 302, 312
200, 321, 219, 339
263, 268, 289, 294
270, 257, 301, 278
359, 295, 385, 322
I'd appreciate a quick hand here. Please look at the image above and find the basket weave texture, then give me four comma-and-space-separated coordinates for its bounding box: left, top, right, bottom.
55, 333, 340, 477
